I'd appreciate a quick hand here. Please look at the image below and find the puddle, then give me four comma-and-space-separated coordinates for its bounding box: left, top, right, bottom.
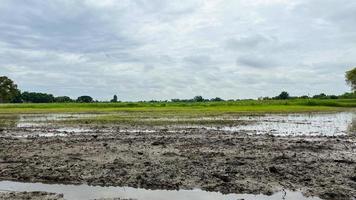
2, 112, 355, 137
0, 181, 321, 200
208, 112, 355, 136
16, 113, 100, 128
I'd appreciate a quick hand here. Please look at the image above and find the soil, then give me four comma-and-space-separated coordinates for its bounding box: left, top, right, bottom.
0, 127, 355, 200
0, 191, 64, 200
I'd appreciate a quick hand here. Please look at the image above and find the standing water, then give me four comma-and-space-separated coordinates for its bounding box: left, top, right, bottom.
209, 112, 355, 136
0, 181, 321, 200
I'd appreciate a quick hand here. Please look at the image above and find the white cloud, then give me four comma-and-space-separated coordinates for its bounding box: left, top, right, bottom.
0, 0, 355, 100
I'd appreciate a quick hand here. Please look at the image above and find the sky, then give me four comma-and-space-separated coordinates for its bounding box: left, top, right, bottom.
1, 0, 356, 101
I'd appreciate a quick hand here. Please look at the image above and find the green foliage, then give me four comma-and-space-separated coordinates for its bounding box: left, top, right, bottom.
0, 76, 21, 103
346, 67, 356, 91
54, 96, 73, 103
0, 99, 354, 114
275, 91, 290, 99
313, 93, 327, 99
110, 95, 118, 103
21, 92, 55, 103
339, 92, 356, 99
210, 97, 224, 101
76, 96, 93, 103
193, 96, 204, 102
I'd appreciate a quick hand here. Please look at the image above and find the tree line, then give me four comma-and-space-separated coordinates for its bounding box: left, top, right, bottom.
170, 91, 356, 103
0, 67, 355, 103
0, 77, 97, 103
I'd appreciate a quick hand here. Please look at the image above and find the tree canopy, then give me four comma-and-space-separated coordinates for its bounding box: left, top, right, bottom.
54, 96, 73, 103
111, 95, 118, 103
0, 76, 21, 103
275, 91, 290, 100
346, 67, 356, 91
21, 92, 55, 103
77, 96, 93, 103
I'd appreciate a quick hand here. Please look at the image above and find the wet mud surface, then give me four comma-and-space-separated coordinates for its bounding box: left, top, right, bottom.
0, 191, 64, 200
0, 127, 355, 199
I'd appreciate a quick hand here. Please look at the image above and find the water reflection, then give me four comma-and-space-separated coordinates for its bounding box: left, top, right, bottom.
0, 112, 355, 137
0, 181, 321, 200
209, 112, 355, 136
16, 113, 100, 128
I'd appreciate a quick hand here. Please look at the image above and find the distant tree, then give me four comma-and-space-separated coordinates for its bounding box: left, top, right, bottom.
329, 95, 338, 99
313, 93, 327, 99
0, 76, 21, 103
346, 67, 356, 91
300, 95, 309, 99
11, 92, 23, 103
21, 92, 55, 103
54, 96, 73, 103
193, 96, 204, 102
276, 91, 290, 100
110, 95, 118, 103
210, 97, 224, 101
339, 92, 356, 99
77, 96, 93, 103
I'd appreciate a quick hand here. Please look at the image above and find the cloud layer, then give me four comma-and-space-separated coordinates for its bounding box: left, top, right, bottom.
1, 0, 355, 100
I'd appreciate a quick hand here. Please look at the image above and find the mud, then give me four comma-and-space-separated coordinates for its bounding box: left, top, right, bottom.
0, 191, 64, 200
0, 126, 356, 200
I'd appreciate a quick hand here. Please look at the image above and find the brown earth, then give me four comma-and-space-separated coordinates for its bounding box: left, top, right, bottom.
0, 128, 355, 200
0, 191, 64, 200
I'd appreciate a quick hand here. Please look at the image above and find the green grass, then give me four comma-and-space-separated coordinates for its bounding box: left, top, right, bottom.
0, 99, 355, 114
0, 99, 354, 127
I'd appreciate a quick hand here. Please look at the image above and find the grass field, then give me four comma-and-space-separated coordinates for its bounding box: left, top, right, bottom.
0, 99, 355, 114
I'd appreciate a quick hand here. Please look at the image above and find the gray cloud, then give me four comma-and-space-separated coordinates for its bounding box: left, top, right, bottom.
237, 54, 279, 68
0, 0, 355, 100
225, 34, 275, 51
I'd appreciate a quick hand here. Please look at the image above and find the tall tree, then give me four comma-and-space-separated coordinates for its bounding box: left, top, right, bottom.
111, 95, 118, 103
193, 96, 204, 102
276, 91, 290, 99
0, 76, 21, 103
346, 67, 356, 91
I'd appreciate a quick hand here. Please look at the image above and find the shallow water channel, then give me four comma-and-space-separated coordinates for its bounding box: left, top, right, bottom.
0, 181, 321, 200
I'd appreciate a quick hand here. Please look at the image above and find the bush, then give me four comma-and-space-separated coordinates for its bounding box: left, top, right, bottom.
76, 96, 93, 103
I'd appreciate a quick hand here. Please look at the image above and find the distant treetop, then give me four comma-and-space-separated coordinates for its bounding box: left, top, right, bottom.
0, 76, 21, 103
346, 67, 356, 91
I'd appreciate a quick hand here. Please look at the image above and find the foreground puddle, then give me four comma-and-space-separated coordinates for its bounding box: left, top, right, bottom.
0, 181, 321, 200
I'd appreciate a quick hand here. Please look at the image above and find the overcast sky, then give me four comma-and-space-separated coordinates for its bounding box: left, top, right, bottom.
1, 0, 355, 101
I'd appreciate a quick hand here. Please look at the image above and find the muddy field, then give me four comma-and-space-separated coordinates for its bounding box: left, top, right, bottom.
0, 112, 355, 200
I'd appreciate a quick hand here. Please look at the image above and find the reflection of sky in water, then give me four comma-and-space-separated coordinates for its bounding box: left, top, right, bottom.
16, 114, 101, 128
1, 112, 355, 137
0, 181, 321, 200
209, 112, 355, 136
